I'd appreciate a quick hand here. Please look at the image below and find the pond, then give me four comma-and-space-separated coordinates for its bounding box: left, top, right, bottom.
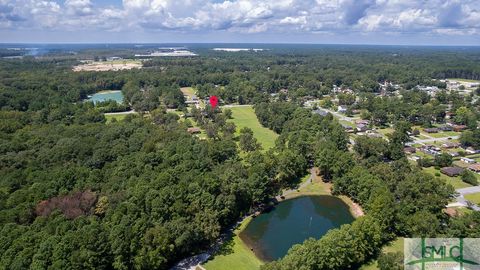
87, 90, 124, 104
240, 195, 354, 261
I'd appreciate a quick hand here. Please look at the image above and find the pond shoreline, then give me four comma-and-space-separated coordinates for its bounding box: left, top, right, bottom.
241, 195, 356, 262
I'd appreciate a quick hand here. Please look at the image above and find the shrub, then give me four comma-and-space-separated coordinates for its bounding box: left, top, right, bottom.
461, 170, 479, 186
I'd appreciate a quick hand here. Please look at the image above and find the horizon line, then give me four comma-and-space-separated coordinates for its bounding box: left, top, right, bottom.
1, 42, 480, 47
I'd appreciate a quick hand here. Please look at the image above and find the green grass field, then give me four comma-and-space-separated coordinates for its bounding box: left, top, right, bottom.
425, 131, 460, 138
422, 167, 472, 189
202, 217, 263, 270
465, 192, 480, 205
180, 87, 196, 98
105, 112, 133, 123
226, 106, 278, 150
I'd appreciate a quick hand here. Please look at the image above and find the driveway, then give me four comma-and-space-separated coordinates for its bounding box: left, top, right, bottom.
450, 186, 480, 211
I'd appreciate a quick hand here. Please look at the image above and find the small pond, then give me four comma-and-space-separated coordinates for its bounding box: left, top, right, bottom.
240, 195, 354, 261
87, 90, 124, 104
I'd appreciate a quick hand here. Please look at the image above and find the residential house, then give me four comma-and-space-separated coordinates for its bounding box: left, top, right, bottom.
442, 142, 460, 149
468, 164, 480, 173
461, 157, 476, 164
313, 109, 328, 117
439, 125, 453, 132
420, 145, 441, 156
452, 124, 467, 132
341, 123, 354, 133
337, 105, 347, 113
356, 124, 368, 132
408, 155, 421, 161
187, 127, 201, 134
404, 146, 416, 154
424, 128, 439, 133
449, 152, 460, 157
355, 119, 370, 125
440, 167, 465, 177
466, 147, 480, 154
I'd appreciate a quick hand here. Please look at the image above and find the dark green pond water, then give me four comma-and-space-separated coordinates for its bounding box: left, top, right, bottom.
240, 195, 354, 261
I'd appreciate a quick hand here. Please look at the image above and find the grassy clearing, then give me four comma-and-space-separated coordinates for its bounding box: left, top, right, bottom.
465, 192, 480, 205
377, 128, 394, 136
226, 106, 278, 150
180, 87, 196, 98
415, 134, 430, 140
105, 113, 132, 123
422, 167, 472, 189
427, 131, 460, 138
202, 217, 263, 270
360, 238, 404, 270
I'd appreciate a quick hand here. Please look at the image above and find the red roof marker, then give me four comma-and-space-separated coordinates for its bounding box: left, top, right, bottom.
209, 95, 218, 108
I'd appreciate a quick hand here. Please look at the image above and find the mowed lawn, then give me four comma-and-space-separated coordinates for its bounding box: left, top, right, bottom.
105, 112, 134, 123
465, 192, 480, 205
422, 167, 472, 189
226, 106, 278, 150
202, 217, 263, 270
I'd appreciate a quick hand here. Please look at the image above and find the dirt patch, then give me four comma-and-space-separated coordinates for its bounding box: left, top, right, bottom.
73, 61, 142, 72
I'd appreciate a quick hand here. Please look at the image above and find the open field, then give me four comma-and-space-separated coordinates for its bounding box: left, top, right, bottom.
465, 192, 480, 205
360, 238, 404, 270
180, 87, 196, 98
422, 167, 472, 189
104, 111, 136, 123
202, 217, 263, 270
226, 106, 278, 150
425, 131, 460, 138
447, 78, 480, 83
73, 59, 142, 72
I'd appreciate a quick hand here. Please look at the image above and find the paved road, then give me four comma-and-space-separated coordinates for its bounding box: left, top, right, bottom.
450, 186, 480, 211
457, 186, 480, 195
412, 135, 460, 144
276, 168, 315, 200
318, 107, 355, 122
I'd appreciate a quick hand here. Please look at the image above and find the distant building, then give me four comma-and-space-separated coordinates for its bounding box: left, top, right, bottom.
448, 152, 460, 157
452, 124, 467, 132
442, 142, 460, 149
356, 124, 368, 132
187, 127, 201, 134
355, 119, 370, 125
341, 123, 354, 132
404, 147, 417, 154
440, 167, 464, 177
408, 155, 421, 161
465, 147, 479, 154
424, 128, 439, 133
461, 157, 476, 164
439, 125, 453, 132
337, 105, 347, 113
468, 164, 480, 173
313, 109, 328, 117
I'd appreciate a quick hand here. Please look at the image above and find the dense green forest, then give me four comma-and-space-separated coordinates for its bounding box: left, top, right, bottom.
1, 46, 480, 269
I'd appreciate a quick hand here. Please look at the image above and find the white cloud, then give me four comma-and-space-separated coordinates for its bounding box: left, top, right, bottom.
0, 0, 478, 39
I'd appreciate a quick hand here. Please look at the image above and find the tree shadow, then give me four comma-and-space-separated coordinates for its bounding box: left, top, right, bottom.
214, 236, 235, 256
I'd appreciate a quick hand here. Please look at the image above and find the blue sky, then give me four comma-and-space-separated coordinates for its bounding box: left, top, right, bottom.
0, 0, 479, 45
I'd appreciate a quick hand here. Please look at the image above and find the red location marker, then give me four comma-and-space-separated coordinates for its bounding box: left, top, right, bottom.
209, 95, 218, 108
